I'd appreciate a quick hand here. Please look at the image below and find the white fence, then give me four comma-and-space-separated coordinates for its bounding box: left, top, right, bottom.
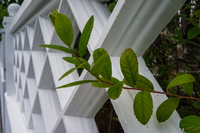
0, 0, 186, 133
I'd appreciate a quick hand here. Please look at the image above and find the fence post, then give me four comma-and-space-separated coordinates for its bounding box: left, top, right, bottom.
3, 17, 15, 96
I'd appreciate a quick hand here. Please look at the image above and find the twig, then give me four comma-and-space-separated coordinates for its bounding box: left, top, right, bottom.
123, 86, 200, 101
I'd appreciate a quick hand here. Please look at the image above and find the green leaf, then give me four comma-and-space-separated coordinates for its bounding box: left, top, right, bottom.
90, 53, 108, 77
63, 57, 84, 65
49, 9, 58, 27
39, 44, 72, 54
91, 80, 113, 88
93, 48, 112, 80
91, 77, 119, 88
49, 13, 55, 27
182, 82, 193, 96
59, 62, 90, 80
135, 75, 154, 91
55, 13, 73, 47
108, 3, 116, 12
180, 115, 200, 133
166, 74, 195, 92
194, 10, 200, 17
186, 18, 198, 27
193, 101, 200, 109
156, 97, 179, 122
62, 57, 90, 69
174, 29, 184, 41
107, 81, 124, 100
59, 67, 77, 81
187, 27, 200, 39
134, 91, 153, 125
56, 80, 98, 89
120, 48, 138, 87
79, 15, 94, 57
93, 48, 107, 63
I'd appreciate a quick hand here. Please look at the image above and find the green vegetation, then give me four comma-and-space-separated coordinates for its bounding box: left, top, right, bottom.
0, 5, 8, 28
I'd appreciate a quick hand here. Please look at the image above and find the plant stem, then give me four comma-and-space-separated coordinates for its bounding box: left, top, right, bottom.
70, 46, 200, 101
69, 46, 83, 63
123, 86, 200, 101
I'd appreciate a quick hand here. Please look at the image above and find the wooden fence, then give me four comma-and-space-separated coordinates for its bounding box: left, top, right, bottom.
0, 0, 186, 132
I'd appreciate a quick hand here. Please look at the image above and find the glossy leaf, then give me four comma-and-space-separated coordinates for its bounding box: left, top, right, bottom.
90, 53, 108, 77
120, 48, 138, 87
134, 91, 153, 125
182, 82, 193, 96
135, 75, 154, 91
187, 27, 200, 39
39, 44, 72, 54
180, 115, 200, 133
59, 62, 90, 80
156, 97, 179, 122
55, 13, 73, 47
107, 81, 124, 100
79, 15, 94, 57
193, 101, 200, 109
166, 74, 195, 92
56, 80, 98, 89
91, 77, 119, 88
91, 80, 112, 88
62, 57, 89, 69
93, 48, 112, 80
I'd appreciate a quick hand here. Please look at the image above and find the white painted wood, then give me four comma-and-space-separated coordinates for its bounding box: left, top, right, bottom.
0, 0, 187, 133
110, 57, 182, 133
5, 94, 28, 133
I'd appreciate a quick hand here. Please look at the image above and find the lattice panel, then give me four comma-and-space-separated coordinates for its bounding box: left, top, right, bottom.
9, 0, 186, 133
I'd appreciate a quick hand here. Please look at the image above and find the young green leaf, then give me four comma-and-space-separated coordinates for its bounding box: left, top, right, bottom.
62, 57, 88, 67
120, 48, 138, 87
49, 9, 58, 27
59, 67, 78, 81
90, 53, 108, 77
166, 74, 195, 92
79, 15, 94, 57
55, 13, 73, 47
134, 91, 153, 125
107, 81, 124, 100
193, 100, 200, 109
187, 26, 200, 39
59, 62, 90, 80
181, 82, 193, 96
93, 48, 107, 62
49, 13, 55, 27
91, 77, 119, 88
179, 115, 200, 133
135, 75, 154, 91
91, 80, 113, 88
39, 44, 72, 54
56, 80, 98, 89
93, 48, 112, 80
156, 97, 179, 122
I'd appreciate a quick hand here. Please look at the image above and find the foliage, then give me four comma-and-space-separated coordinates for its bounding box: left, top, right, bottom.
0, 0, 23, 7
142, 1, 200, 132
39, 9, 200, 132
180, 115, 200, 133
0, 5, 8, 28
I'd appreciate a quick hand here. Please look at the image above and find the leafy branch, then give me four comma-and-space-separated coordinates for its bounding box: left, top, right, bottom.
39, 9, 200, 132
